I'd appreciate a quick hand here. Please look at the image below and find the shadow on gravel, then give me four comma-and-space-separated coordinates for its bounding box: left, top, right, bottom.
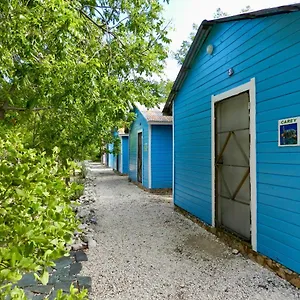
172, 233, 233, 264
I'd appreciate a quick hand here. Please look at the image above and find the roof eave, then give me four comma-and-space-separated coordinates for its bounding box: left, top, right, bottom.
162, 3, 300, 116
148, 121, 173, 125
163, 22, 212, 116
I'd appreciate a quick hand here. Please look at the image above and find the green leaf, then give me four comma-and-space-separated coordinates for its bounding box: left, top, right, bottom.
40, 270, 49, 285
15, 188, 26, 197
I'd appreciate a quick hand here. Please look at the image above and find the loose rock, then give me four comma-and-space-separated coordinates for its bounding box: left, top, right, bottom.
232, 249, 239, 255
87, 238, 97, 248
80, 162, 300, 300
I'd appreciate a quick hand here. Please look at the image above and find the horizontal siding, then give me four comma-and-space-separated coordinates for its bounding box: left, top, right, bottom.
258, 173, 300, 190
151, 125, 172, 189
128, 108, 149, 188
108, 143, 115, 169
174, 11, 300, 273
121, 136, 129, 174
258, 243, 300, 274
257, 141, 300, 153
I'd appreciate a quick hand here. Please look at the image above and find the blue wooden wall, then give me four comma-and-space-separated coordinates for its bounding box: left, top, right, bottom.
129, 108, 149, 187
173, 11, 300, 274
107, 143, 114, 169
151, 125, 173, 189
121, 136, 129, 174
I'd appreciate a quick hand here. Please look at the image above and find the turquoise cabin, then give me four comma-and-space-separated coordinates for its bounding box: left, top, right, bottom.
129, 104, 173, 189
107, 142, 114, 169
106, 129, 129, 175
163, 4, 300, 275
116, 129, 129, 175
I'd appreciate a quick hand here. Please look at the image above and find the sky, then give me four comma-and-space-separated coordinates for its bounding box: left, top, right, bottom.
162, 0, 298, 80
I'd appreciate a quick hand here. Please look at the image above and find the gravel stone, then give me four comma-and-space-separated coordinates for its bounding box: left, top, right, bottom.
77, 276, 92, 291
81, 163, 300, 300
70, 262, 82, 276
78, 223, 88, 230
17, 273, 36, 287
54, 257, 73, 270
232, 249, 239, 255
54, 279, 75, 293
72, 242, 87, 251
87, 238, 97, 248
28, 284, 53, 294
75, 251, 88, 262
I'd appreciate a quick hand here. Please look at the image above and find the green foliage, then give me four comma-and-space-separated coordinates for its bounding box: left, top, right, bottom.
240, 6, 252, 13
0, 0, 171, 158
154, 79, 173, 102
173, 5, 252, 66
51, 284, 88, 300
173, 23, 198, 65
0, 132, 82, 298
0, 1, 171, 298
213, 8, 229, 19
1, 283, 88, 300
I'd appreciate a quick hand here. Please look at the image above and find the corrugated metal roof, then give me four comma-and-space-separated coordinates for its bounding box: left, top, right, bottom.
163, 3, 300, 115
135, 103, 173, 124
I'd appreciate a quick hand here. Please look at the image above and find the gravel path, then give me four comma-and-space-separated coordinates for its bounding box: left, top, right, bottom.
81, 162, 300, 300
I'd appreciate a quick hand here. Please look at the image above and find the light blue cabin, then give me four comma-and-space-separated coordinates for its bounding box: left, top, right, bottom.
163, 4, 300, 275
107, 143, 114, 169
129, 104, 173, 189
116, 129, 129, 175
106, 129, 129, 175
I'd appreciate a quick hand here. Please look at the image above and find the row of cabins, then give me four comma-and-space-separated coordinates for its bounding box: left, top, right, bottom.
105, 104, 173, 190
105, 3, 300, 284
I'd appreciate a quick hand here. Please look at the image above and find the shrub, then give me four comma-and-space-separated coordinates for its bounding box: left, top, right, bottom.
0, 133, 85, 299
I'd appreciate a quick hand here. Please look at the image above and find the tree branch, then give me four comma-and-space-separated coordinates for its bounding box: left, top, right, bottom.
79, 9, 107, 31
107, 6, 118, 24
0, 102, 52, 120
5, 106, 52, 112
83, 5, 106, 23
79, 9, 125, 47
110, 16, 129, 29
142, 20, 172, 54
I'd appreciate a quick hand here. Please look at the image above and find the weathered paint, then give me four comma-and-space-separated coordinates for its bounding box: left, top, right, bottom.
151, 125, 173, 189
173, 11, 300, 274
129, 108, 149, 187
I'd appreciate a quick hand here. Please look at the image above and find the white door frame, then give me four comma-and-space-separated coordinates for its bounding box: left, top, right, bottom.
211, 78, 257, 251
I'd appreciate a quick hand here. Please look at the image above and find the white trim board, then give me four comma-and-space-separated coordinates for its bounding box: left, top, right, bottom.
148, 124, 152, 189
148, 122, 172, 125
211, 78, 257, 251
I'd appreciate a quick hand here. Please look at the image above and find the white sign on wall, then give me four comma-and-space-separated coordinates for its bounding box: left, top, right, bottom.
278, 117, 300, 147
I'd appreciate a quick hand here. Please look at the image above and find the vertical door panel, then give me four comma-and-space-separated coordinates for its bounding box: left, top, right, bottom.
215, 92, 251, 240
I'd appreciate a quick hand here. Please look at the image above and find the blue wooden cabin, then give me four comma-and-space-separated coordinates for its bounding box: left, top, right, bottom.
116, 129, 129, 175
163, 4, 300, 275
107, 142, 114, 168
106, 129, 129, 174
129, 103, 173, 189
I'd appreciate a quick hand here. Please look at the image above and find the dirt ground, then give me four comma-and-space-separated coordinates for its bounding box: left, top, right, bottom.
81, 162, 300, 300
